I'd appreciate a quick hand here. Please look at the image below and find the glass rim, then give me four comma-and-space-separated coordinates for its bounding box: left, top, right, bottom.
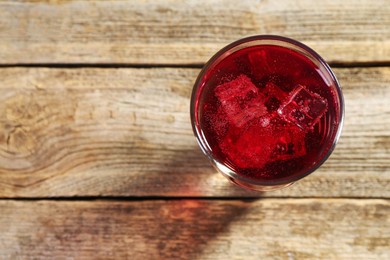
190, 35, 345, 188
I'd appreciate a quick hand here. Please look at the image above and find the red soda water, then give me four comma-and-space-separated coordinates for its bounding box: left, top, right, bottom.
191, 36, 343, 190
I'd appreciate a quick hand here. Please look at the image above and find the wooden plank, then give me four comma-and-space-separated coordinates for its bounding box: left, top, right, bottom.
0, 67, 389, 198
0, 0, 389, 64
0, 199, 388, 259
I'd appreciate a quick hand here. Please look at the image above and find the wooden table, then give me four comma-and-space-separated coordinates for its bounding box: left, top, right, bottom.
0, 1, 389, 259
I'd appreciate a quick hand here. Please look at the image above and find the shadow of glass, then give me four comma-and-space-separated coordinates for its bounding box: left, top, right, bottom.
116, 143, 264, 198
142, 199, 253, 259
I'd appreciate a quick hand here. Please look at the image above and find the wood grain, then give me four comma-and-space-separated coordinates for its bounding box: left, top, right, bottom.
0, 0, 389, 64
0, 199, 388, 259
0, 67, 389, 198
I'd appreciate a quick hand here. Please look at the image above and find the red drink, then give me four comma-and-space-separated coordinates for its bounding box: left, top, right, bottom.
191, 36, 344, 191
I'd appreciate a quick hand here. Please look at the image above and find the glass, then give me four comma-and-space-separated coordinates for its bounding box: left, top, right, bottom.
190, 35, 344, 191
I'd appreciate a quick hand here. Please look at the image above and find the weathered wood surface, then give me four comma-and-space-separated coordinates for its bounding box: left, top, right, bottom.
0, 1, 388, 259
0, 67, 389, 198
0, 199, 388, 259
0, 0, 389, 64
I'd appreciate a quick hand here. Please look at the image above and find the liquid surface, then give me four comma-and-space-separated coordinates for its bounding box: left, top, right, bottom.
197, 45, 340, 182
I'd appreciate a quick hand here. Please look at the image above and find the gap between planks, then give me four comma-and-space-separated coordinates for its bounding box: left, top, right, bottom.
0, 196, 389, 201
0, 62, 389, 69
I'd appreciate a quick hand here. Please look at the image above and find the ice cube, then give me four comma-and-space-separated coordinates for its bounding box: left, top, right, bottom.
278, 84, 328, 129
220, 118, 306, 169
215, 74, 258, 101
248, 50, 273, 81
263, 82, 289, 112
270, 125, 306, 161
215, 74, 267, 128
221, 123, 274, 169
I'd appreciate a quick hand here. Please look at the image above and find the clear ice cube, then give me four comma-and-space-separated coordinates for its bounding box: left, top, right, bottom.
215, 74, 267, 128
215, 74, 258, 101
278, 84, 328, 129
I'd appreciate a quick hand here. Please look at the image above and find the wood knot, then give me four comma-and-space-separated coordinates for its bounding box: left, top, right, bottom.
0, 90, 77, 156
6, 124, 37, 155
